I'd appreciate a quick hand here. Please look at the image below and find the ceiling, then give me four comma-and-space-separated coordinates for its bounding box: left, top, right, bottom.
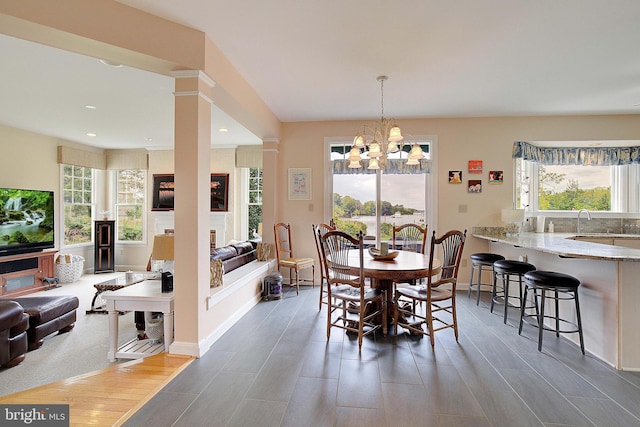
1, 0, 639, 150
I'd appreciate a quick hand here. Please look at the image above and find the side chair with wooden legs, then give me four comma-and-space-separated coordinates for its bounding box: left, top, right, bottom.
394, 229, 466, 348
392, 223, 428, 312
312, 223, 335, 310
274, 222, 315, 295
320, 231, 387, 351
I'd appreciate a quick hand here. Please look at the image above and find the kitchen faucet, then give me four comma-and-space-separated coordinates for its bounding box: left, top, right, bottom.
577, 209, 591, 233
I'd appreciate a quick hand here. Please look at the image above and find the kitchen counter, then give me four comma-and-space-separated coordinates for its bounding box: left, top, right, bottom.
472, 231, 640, 262
471, 230, 640, 370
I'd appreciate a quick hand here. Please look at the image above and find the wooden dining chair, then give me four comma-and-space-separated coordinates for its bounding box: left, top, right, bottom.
392, 223, 428, 254
312, 223, 336, 310
394, 229, 466, 348
320, 230, 387, 351
274, 222, 315, 295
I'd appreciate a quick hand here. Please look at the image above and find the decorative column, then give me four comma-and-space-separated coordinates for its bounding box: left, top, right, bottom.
261, 138, 279, 246
170, 70, 214, 355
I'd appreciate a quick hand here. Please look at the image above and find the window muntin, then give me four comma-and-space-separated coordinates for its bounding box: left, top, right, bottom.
115, 170, 145, 242
63, 165, 93, 245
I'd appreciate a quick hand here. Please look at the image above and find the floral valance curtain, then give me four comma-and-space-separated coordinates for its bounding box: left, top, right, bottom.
513, 141, 640, 166
332, 158, 430, 175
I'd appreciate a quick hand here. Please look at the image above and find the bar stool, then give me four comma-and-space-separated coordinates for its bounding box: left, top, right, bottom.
491, 260, 536, 324
518, 271, 585, 354
468, 253, 505, 305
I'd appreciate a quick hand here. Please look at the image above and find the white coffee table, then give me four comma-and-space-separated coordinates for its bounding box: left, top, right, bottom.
103, 280, 174, 362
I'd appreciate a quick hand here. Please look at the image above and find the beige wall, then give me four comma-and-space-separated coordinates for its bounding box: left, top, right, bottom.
275, 115, 640, 279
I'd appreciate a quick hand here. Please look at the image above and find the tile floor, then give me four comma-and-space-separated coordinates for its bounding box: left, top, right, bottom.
125, 287, 640, 427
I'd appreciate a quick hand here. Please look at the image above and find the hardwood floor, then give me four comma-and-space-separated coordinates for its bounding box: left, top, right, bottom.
0, 353, 193, 426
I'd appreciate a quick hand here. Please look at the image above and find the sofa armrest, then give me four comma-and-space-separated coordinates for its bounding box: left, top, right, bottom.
0, 301, 25, 331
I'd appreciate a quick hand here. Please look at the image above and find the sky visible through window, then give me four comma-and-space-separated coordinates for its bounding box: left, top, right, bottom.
543, 165, 610, 193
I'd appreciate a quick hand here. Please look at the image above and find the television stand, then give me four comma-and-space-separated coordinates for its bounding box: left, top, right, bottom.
0, 250, 57, 297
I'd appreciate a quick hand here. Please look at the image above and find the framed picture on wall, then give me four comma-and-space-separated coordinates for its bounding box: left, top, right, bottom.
489, 170, 504, 184
468, 160, 483, 174
468, 180, 482, 193
448, 170, 462, 183
151, 174, 175, 211
210, 173, 229, 211
152, 173, 229, 211
288, 168, 312, 200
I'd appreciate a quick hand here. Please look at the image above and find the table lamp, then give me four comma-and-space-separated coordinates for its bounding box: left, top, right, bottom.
501, 208, 525, 236
152, 234, 174, 273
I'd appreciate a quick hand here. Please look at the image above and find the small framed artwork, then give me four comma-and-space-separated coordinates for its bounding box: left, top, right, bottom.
448, 170, 463, 183
468, 180, 482, 193
152, 174, 229, 211
489, 170, 504, 184
151, 174, 175, 211
288, 168, 312, 200
210, 173, 229, 212
468, 160, 483, 174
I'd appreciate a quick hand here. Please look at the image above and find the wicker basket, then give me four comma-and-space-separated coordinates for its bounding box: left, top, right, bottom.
55, 254, 85, 284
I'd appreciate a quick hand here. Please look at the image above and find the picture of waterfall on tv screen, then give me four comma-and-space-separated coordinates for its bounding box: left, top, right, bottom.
0, 187, 55, 256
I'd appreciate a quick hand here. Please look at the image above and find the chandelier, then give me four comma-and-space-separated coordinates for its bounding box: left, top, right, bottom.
349, 75, 424, 170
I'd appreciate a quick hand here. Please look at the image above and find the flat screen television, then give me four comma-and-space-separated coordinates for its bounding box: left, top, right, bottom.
0, 187, 55, 257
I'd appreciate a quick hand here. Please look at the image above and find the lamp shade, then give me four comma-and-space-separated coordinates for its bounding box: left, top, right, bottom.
367, 158, 380, 170
368, 141, 382, 158
501, 209, 525, 223
152, 234, 174, 261
388, 126, 403, 142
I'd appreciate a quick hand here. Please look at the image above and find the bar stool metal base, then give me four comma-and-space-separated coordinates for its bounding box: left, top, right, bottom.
491, 260, 536, 324
468, 253, 505, 305
518, 270, 585, 355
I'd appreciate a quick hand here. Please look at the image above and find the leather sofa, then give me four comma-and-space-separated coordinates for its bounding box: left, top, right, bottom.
210, 241, 258, 274
0, 300, 29, 368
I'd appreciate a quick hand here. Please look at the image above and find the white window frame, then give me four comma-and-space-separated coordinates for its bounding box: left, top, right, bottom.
114, 169, 147, 244
324, 136, 438, 236
60, 164, 95, 248
517, 158, 640, 217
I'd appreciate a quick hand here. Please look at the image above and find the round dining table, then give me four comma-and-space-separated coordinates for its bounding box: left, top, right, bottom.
346, 249, 442, 323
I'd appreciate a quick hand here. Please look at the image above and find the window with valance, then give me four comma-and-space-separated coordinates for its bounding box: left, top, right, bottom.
512, 141, 640, 213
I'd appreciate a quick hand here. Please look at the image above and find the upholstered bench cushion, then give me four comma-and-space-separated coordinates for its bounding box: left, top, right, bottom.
9, 296, 79, 350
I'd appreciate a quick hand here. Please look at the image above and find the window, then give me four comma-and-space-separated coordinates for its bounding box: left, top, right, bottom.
516, 159, 640, 213
329, 141, 432, 242
248, 168, 262, 238
63, 165, 93, 245
115, 170, 145, 242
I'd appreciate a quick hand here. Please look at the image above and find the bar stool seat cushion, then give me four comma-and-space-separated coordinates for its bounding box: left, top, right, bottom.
493, 260, 536, 275
470, 253, 505, 265
523, 271, 580, 289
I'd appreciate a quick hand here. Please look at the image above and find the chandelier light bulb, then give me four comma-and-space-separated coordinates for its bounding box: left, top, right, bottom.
368, 141, 382, 158
367, 158, 380, 170
387, 140, 400, 153
408, 144, 424, 160
348, 146, 362, 161
348, 158, 362, 168
388, 126, 403, 143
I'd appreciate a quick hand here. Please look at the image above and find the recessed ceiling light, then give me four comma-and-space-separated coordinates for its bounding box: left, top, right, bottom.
144, 137, 153, 142
84, 105, 97, 110
99, 59, 122, 67
219, 128, 229, 133
86, 133, 97, 137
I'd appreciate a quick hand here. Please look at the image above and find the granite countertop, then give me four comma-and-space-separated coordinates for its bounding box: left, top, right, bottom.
472, 231, 640, 262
